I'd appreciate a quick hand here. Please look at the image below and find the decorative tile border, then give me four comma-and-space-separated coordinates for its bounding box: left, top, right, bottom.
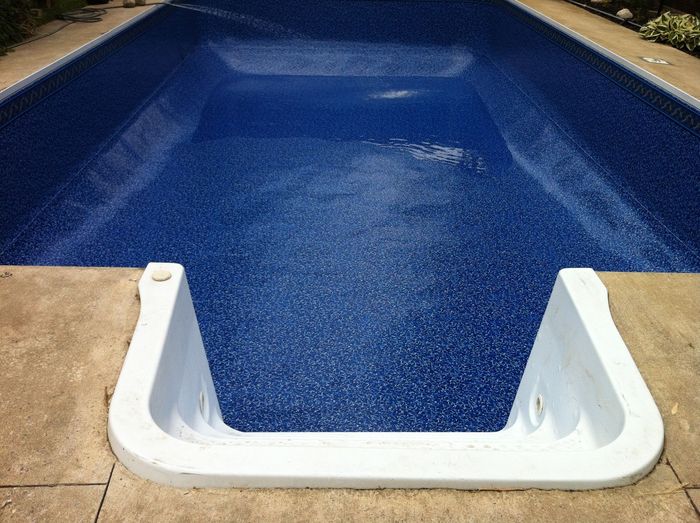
498, 0, 700, 137
0, 7, 170, 129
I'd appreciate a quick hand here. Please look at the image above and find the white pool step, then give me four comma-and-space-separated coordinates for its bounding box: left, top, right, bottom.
108, 263, 663, 489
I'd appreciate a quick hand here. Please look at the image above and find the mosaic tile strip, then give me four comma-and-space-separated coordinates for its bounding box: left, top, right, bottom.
0, 7, 169, 129
498, 0, 700, 137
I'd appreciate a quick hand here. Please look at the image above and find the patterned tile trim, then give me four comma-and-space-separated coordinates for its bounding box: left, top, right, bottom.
498, 0, 700, 137
0, 7, 169, 129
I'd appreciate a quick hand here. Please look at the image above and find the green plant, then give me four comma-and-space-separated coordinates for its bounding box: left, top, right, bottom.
639, 12, 700, 52
0, 0, 35, 55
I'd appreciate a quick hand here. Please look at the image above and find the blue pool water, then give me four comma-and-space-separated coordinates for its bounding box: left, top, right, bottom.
1, 1, 699, 432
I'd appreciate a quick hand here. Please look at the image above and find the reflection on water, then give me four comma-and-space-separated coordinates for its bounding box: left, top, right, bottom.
363, 138, 489, 173
191, 67, 512, 175
367, 90, 421, 100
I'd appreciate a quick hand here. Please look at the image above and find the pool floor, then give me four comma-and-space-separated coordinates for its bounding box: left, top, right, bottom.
2, 29, 698, 431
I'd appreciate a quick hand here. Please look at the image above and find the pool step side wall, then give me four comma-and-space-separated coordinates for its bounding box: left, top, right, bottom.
108, 264, 663, 489
505, 271, 625, 448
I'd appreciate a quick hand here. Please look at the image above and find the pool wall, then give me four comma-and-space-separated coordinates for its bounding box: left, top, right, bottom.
0, 7, 196, 254
493, 1, 700, 253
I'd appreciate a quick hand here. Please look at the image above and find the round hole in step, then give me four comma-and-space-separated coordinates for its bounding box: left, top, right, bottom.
199, 391, 206, 415
535, 394, 544, 416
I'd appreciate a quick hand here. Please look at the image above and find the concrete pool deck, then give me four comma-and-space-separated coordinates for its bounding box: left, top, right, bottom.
0, 267, 698, 521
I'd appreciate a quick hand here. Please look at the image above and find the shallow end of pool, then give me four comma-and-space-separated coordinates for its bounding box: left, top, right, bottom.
107, 263, 663, 489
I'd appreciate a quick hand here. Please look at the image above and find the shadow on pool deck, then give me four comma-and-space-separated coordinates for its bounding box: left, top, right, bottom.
0, 266, 697, 521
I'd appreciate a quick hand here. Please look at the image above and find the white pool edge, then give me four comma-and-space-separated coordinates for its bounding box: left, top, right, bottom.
108, 264, 663, 489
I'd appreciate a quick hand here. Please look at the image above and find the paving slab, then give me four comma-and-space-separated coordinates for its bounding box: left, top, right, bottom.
0, 266, 141, 485
97, 462, 695, 523
517, 0, 700, 100
0, 485, 104, 523
598, 272, 700, 487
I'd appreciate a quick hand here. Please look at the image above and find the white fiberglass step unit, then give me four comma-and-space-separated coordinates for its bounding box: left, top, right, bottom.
108, 263, 663, 489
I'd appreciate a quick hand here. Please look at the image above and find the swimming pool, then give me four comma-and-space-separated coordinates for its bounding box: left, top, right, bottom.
1, 0, 698, 487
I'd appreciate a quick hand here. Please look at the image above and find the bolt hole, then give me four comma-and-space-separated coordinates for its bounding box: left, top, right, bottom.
535, 394, 544, 416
